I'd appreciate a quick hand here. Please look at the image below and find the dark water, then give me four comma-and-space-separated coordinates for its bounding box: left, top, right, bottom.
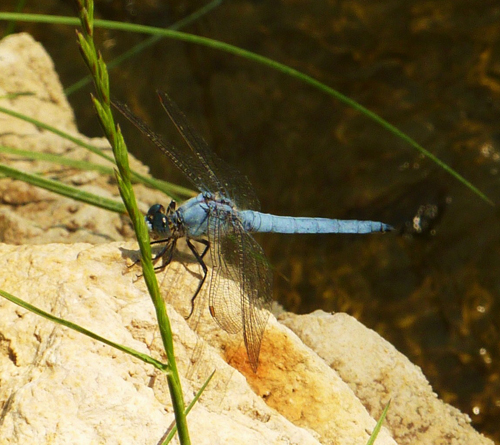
3, 0, 500, 440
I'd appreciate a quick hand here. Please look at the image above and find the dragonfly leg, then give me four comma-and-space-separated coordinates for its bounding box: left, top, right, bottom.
197, 238, 210, 259
152, 238, 177, 271
127, 238, 175, 281
166, 200, 177, 214
127, 237, 171, 270
185, 238, 210, 320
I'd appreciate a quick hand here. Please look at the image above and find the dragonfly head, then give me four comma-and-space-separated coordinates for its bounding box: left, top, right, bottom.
145, 204, 171, 237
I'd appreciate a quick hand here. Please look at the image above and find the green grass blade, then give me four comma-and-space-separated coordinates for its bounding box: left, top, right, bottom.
0, 102, 194, 200
65, 0, 222, 96
366, 399, 391, 445
0, 144, 114, 174
0, 288, 169, 372
0, 143, 193, 200
0, 12, 491, 205
0, 162, 126, 213
1, 0, 27, 37
73, 1, 190, 441
160, 370, 216, 444
0, 102, 114, 163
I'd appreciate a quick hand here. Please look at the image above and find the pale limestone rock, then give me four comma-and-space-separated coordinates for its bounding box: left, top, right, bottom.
0, 32, 76, 132
0, 242, 322, 444
279, 311, 493, 445
0, 32, 161, 246
123, 248, 395, 444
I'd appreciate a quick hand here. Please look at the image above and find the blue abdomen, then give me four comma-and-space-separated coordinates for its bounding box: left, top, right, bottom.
240, 210, 392, 234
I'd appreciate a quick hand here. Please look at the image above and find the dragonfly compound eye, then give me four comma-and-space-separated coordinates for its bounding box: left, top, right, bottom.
145, 204, 170, 235
147, 203, 165, 216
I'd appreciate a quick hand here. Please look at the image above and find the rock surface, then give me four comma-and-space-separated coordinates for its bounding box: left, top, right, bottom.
0, 33, 492, 444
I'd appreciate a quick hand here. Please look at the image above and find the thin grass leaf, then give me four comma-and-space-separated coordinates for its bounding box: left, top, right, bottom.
366, 399, 391, 445
160, 370, 216, 445
0, 288, 169, 372
0, 103, 194, 200
1, 0, 27, 37
73, 1, 190, 442
0, 11, 491, 205
0, 92, 35, 99
0, 102, 114, 162
0, 162, 125, 213
65, 0, 222, 96
0, 144, 114, 175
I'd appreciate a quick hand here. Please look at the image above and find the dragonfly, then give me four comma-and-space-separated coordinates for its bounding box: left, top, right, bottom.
113, 91, 393, 372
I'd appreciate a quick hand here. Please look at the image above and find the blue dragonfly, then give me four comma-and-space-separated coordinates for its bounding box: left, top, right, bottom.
113, 91, 392, 372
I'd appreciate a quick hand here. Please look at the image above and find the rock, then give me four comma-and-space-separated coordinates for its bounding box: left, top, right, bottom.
0, 242, 321, 444
0, 32, 157, 246
279, 310, 492, 444
0, 32, 491, 444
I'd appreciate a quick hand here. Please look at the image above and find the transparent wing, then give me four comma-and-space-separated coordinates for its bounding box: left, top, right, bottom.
207, 205, 272, 371
114, 92, 270, 371
157, 91, 260, 211
112, 99, 214, 195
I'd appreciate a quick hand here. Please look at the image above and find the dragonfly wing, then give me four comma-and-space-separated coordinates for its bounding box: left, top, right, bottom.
236, 229, 272, 371
207, 207, 244, 335
207, 205, 272, 371
157, 91, 261, 211
112, 99, 213, 194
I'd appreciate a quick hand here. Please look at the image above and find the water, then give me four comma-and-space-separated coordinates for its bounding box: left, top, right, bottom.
3, 0, 500, 440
